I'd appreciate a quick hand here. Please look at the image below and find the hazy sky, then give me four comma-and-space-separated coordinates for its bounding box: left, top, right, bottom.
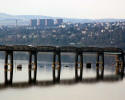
0, 0, 125, 19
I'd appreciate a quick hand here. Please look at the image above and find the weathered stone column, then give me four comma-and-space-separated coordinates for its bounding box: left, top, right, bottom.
115, 55, 120, 75
96, 52, 104, 79
4, 51, 13, 85
101, 52, 104, 78
75, 52, 83, 81
96, 53, 99, 79
115, 53, 124, 78
120, 53, 124, 78
52, 51, 61, 83
28, 51, 37, 84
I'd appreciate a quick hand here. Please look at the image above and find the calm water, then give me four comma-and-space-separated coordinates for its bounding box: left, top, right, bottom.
0, 59, 125, 100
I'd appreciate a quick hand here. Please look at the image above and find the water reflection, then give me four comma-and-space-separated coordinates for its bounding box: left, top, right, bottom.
0, 59, 124, 90
0, 56, 125, 100
0, 74, 123, 90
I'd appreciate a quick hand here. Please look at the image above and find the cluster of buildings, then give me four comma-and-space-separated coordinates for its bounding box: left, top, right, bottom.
30, 19, 63, 27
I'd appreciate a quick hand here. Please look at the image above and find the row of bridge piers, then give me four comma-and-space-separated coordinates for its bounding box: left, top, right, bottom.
3, 50, 125, 85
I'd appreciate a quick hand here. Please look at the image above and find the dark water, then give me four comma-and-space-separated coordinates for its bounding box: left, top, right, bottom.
0, 59, 125, 100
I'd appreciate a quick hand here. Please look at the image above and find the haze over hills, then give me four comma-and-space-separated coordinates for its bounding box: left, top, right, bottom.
0, 13, 125, 25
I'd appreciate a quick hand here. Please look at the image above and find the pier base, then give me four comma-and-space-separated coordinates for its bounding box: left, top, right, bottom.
115, 53, 124, 78
96, 52, 104, 79
4, 51, 13, 85
75, 52, 83, 81
28, 51, 37, 84
52, 51, 61, 83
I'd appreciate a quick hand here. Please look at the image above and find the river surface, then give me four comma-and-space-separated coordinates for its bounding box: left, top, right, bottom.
0, 59, 125, 100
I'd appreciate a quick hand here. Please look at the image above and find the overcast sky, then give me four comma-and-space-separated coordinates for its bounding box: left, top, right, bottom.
0, 0, 125, 19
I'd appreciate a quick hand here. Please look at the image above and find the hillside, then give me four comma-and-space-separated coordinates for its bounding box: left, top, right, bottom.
0, 13, 125, 25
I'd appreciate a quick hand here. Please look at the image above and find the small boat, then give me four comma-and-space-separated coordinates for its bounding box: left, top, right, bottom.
17, 64, 22, 70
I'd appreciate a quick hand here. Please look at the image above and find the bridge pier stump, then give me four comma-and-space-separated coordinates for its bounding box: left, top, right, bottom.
101, 53, 104, 78
120, 53, 124, 78
52, 51, 61, 83
28, 51, 37, 84
115, 53, 124, 78
96, 52, 104, 79
115, 55, 120, 75
75, 52, 83, 81
96, 53, 99, 79
4, 51, 13, 85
